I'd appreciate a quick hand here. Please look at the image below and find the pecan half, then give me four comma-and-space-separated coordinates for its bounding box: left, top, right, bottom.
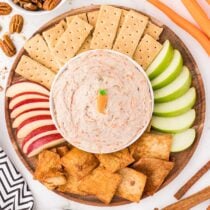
43, 0, 61, 10
0, 2, 12, 15
0, 35, 16, 57
23, 2, 38, 11
9, 15, 24, 33
31, 0, 43, 9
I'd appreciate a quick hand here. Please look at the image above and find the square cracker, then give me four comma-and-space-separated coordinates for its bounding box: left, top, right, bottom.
113, 10, 149, 57
58, 176, 88, 196
133, 34, 162, 70
144, 21, 163, 40
87, 11, 99, 27
116, 168, 147, 202
79, 167, 122, 204
24, 34, 59, 72
132, 158, 174, 195
129, 133, 172, 161
61, 147, 99, 180
42, 20, 67, 50
15, 55, 55, 89
96, 148, 134, 173
54, 17, 93, 63
90, 5, 122, 49
66, 13, 88, 25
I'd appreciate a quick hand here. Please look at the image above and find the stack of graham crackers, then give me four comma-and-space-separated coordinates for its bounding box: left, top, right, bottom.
15, 5, 164, 89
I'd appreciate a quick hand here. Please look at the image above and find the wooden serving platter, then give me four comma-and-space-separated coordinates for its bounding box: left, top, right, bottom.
5, 5, 206, 206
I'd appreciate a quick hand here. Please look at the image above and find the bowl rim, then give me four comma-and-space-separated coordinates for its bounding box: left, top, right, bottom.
50, 49, 154, 154
8, 0, 65, 15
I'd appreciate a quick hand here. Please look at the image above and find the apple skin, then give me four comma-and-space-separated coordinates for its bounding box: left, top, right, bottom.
11, 98, 49, 110
10, 102, 50, 118
154, 66, 191, 103
151, 109, 196, 133
146, 40, 174, 80
26, 134, 64, 157
151, 50, 183, 90
13, 110, 51, 128
22, 124, 57, 148
154, 88, 196, 117
171, 129, 196, 152
16, 115, 53, 138
9, 93, 49, 109
6, 81, 49, 97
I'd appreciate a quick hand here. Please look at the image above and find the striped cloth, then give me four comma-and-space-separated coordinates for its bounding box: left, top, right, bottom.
0, 147, 34, 210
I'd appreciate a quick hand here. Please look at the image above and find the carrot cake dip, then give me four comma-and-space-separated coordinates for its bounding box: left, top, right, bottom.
51, 50, 153, 153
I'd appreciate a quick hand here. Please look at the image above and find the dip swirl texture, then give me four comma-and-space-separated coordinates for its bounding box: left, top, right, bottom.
51, 50, 153, 153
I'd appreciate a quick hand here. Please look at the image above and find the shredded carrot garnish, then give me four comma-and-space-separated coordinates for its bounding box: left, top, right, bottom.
148, 0, 210, 56
97, 89, 108, 113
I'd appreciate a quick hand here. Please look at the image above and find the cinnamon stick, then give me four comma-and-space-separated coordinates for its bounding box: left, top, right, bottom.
163, 186, 210, 210
174, 161, 210, 199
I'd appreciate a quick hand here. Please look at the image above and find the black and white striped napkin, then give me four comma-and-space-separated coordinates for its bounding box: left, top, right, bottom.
0, 147, 34, 210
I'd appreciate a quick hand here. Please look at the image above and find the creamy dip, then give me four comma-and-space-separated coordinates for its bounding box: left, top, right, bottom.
51, 50, 153, 153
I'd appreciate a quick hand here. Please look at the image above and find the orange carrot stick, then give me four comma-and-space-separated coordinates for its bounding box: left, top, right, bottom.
207, 0, 210, 5
148, 0, 210, 55
191, 0, 209, 19
97, 89, 108, 113
182, 0, 210, 38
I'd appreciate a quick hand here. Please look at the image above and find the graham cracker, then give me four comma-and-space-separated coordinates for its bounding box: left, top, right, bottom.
66, 13, 88, 25
24, 34, 59, 72
144, 21, 163, 40
54, 17, 93, 63
15, 55, 55, 89
118, 9, 129, 33
113, 10, 149, 57
90, 5, 122, 49
77, 35, 92, 54
42, 20, 67, 50
133, 34, 162, 70
87, 11, 99, 27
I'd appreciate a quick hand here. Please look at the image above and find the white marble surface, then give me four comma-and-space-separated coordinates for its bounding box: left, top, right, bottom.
0, 0, 210, 209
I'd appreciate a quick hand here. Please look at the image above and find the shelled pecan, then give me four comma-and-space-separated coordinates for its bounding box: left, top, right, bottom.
0, 2, 12, 15
12, 0, 61, 11
9, 15, 24, 33
0, 35, 16, 57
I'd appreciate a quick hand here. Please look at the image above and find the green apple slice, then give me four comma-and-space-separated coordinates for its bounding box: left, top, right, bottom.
154, 66, 191, 103
146, 40, 174, 80
151, 50, 183, 90
151, 109, 196, 133
154, 87, 196, 117
171, 129, 196, 152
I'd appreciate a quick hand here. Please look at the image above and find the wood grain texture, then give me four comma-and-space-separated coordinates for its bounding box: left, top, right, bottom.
4, 5, 206, 206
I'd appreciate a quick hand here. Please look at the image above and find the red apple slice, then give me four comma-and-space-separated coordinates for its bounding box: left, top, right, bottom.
10, 100, 49, 118
16, 115, 53, 138
12, 110, 51, 128
22, 125, 58, 151
27, 134, 65, 157
6, 81, 49, 97
9, 93, 49, 110
22, 130, 59, 154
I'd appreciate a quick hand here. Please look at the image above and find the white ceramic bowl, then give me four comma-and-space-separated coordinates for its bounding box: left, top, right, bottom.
8, 0, 65, 15
50, 49, 154, 154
